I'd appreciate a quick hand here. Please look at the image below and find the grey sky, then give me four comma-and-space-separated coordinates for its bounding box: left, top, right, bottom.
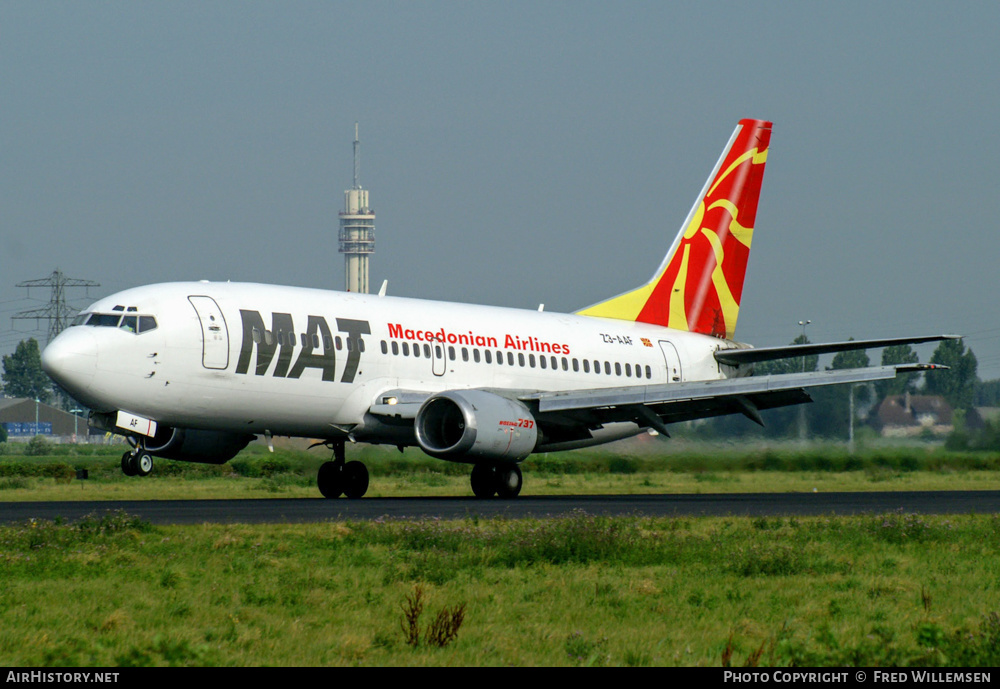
3, 2, 999, 377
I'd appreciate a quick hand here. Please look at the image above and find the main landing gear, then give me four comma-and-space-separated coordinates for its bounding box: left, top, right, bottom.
470, 462, 523, 498
317, 441, 369, 499
121, 448, 154, 477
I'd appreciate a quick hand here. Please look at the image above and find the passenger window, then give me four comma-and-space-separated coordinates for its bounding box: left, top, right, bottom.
572, 358, 579, 372
529, 354, 536, 368
462, 348, 469, 362
314, 334, 321, 349
413, 344, 420, 358
539, 356, 547, 369
507, 352, 515, 366
435, 345, 442, 359
518, 353, 525, 367
380, 341, 388, 354
551, 356, 557, 370
335, 337, 343, 350
645, 365, 652, 379
583, 359, 590, 373
485, 350, 492, 364
605, 361, 612, 375
391, 341, 399, 355
473, 349, 481, 363
423, 344, 430, 358
625, 363, 632, 377
449, 346, 456, 361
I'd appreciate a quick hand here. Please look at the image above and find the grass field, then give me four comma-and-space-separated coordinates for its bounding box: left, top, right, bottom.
0, 511, 998, 666
1, 439, 999, 666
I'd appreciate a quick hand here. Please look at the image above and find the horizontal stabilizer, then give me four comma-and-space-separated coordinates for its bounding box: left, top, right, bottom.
714, 334, 960, 366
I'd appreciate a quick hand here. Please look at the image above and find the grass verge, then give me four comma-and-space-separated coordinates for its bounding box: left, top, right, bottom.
1, 440, 999, 500
0, 511, 998, 666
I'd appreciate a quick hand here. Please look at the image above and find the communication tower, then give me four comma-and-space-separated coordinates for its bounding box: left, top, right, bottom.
339, 123, 375, 293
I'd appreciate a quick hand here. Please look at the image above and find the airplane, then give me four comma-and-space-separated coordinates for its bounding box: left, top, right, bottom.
41, 118, 953, 499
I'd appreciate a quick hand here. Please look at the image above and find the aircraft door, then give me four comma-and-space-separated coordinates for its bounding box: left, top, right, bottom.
188, 296, 230, 370
431, 336, 447, 377
659, 340, 683, 383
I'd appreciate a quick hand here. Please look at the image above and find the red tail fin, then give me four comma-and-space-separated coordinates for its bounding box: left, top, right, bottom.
577, 119, 771, 339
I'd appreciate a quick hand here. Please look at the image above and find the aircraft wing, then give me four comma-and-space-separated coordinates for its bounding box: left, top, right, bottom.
368, 363, 946, 442
519, 363, 945, 436
714, 334, 959, 366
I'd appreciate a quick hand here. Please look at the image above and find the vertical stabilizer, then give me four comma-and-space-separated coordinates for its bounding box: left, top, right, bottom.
577, 119, 771, 339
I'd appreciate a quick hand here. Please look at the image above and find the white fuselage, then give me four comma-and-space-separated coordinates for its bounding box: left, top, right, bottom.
43, 282, 742, 446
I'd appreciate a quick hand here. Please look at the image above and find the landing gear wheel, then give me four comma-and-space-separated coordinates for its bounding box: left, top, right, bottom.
317, 461, 344, 499
470, 463, 497, 498
121, 451, 137, 477
495, 463, 523, 498
134, 453, 154, 477
343, 461, 369, 499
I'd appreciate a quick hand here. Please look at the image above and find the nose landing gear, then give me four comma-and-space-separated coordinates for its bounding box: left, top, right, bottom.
121, 448, 153, 477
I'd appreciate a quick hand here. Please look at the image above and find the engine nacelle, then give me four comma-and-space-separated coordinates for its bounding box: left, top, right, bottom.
142, 426, 254, 465
414, 390, 538, 463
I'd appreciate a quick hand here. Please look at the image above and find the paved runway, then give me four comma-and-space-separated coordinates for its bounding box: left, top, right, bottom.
2, 490, 999, 525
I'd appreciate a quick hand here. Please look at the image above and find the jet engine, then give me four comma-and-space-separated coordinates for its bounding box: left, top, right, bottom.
414, 390, 538, 463
140, 426, 254, 464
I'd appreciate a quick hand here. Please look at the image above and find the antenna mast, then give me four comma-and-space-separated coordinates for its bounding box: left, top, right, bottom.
353, 122, 360, 190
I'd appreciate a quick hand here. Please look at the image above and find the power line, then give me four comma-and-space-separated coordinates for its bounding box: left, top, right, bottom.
11, 270, 101, 344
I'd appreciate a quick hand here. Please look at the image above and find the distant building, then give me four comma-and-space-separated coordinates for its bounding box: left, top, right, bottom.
877, 393, 954, 437
0, 398, 90, 440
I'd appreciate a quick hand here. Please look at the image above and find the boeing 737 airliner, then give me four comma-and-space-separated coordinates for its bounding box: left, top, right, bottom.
41, 119, 952, 498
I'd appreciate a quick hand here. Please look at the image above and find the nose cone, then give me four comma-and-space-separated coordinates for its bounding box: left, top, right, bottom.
42, 328, 98, 403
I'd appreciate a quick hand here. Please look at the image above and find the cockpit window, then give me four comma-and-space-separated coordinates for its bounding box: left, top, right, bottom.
83, 312, 158, 334
71, 313, 89, 326
87, 313, 122, 327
